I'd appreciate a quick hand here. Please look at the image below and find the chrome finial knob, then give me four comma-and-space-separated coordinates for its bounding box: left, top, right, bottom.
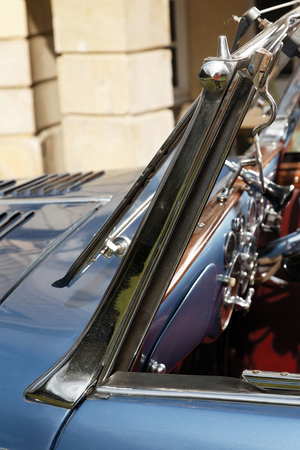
217, 35, 230, 58
149, 360, 166, 374
198, 61, 229, 92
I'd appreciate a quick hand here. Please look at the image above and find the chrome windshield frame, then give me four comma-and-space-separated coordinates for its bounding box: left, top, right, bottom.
25, 6, 300, 409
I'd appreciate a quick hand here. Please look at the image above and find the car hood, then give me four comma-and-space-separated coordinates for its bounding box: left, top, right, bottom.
0, 168, 149, 446
0, 161, 229, 447
0, 169, 141, 300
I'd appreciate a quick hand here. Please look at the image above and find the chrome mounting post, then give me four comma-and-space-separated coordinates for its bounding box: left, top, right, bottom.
218, 43, 282, 203
249, 44, 282, 193
217, 157, 256, 202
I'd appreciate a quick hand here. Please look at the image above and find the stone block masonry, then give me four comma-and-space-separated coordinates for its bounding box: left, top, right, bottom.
0, 0, 174, 177
52, 0, 174, 172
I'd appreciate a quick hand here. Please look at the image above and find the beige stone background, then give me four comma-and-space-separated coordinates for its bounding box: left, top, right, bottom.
0, 0, 251, 179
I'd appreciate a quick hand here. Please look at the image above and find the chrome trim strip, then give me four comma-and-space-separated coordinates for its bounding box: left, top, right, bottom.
242, 369, 300, 391
0, 197, 111, 205
94, 385, 300, 407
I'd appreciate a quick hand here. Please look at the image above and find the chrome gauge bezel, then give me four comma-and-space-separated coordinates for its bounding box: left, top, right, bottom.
256, 195, 264, 223
224, 231, 236, 269
220, 253, 242, 331
247, 197, 257, 232
232, 212, 246, 248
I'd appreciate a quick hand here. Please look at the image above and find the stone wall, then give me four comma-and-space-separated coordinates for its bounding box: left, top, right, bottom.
0, 0, 42, 178
27, 0, 64, 174
51, 0, 174, 172
0, 0, 174, 178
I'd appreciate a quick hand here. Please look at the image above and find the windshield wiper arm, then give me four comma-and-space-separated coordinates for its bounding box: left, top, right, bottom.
52, 98, 198, 288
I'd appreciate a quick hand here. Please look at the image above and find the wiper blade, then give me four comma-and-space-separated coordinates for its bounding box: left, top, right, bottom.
52, 97, 199, 288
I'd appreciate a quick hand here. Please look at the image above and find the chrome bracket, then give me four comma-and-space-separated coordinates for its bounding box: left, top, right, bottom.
217, 157, 256, 202
100, 236, 131, 259
224, 286, 254, 312
242, 369, 300, 392
87, 236, 131, 263
217, 168, 241, 202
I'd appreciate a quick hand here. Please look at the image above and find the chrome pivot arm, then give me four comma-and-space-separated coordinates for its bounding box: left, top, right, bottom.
250, 44, 282, 193
231, 7, 261, 53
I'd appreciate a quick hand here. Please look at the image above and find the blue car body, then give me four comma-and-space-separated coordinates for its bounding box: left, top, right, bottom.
2, 5, 300, 449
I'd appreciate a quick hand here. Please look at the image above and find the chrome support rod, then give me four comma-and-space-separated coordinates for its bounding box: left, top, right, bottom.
261, 1, 300, 14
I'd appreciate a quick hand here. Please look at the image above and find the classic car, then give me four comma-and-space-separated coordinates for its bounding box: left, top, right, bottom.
2, 3, 300, 449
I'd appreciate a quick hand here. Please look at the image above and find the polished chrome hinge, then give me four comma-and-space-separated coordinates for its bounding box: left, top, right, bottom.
242, 369, 300, 392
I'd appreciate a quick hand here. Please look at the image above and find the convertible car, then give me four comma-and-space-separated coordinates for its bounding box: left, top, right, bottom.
2, 3, 300, 449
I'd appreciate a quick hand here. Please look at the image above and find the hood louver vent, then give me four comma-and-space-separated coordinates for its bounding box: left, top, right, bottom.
0, 172, 104, 198
0, 210, 34, 239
